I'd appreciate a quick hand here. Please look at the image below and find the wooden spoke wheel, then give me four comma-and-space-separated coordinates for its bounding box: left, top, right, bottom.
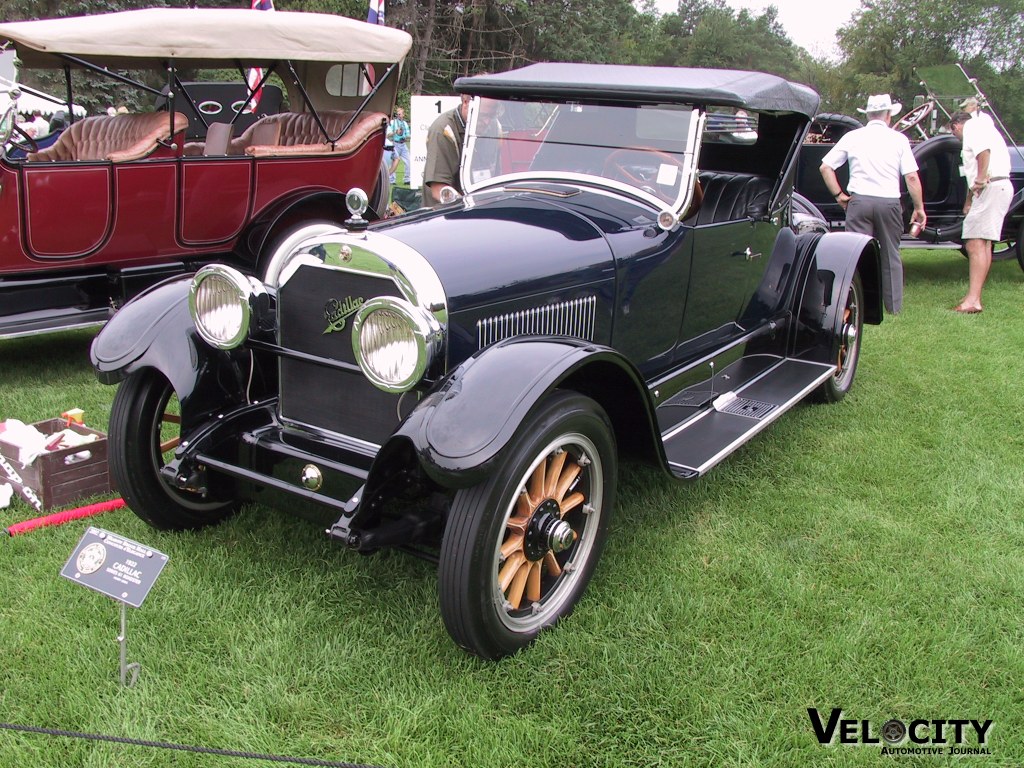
439, 392, 617, 659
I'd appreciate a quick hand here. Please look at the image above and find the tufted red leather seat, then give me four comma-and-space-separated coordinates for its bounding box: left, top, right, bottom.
231, 110, 387, 157
27, 112, 189, 163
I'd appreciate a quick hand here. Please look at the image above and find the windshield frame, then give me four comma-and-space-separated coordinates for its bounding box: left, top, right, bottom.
460, 97, 704, 218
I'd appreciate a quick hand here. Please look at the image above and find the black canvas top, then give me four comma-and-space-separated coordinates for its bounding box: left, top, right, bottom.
456, 63, 820, 118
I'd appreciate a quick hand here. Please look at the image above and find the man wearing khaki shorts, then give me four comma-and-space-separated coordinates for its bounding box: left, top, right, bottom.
948, 111, 1013, 314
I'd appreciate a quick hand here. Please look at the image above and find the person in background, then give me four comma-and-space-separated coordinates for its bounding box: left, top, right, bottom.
16, 113, 37, 138
29, 110, 49, 139
422, 94, 470, 205
959, 96, 994, 129
819, 93, 926, 315
422, 94, 501, 205
48, 110, 69, 134
387, 106, 410, 186
947, 111, 1013, 314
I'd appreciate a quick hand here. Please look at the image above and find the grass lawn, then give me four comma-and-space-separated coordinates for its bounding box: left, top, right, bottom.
1, 247, 1021, 767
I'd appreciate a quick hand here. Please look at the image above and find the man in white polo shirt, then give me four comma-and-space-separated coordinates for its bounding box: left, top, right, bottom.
819, 94, 927, 315
947, 110, 1013, 314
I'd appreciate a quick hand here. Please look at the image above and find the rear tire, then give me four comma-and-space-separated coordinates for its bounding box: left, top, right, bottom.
367, 156, 391, 220
110, 370, 239, 531
813, 273, 863, 404
1015, 221, 1024, 272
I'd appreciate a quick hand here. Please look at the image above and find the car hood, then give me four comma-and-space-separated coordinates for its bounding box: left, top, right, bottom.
371, 187, 630, 311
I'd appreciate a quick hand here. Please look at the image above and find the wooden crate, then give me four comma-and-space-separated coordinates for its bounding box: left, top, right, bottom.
0, 419, 112, 511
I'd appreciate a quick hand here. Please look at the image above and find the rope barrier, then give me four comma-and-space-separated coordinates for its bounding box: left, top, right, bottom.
0, 722, 386, 767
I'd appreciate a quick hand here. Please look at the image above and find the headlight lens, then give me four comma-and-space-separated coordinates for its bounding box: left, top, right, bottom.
352, 297, 440, 393
189, 265, 263, 349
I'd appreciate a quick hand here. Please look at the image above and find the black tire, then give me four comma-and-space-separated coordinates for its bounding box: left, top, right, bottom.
439, 391, 617, 659
109, 370, 239, 531
1016, 220, 1024, 272
813, 273, 863, 403
960, 235, 1016, 262
367, 156, 391, 220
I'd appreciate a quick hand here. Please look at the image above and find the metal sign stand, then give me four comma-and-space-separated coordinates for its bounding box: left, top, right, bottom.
117, 602, 141, 687
61, 526, 169, 687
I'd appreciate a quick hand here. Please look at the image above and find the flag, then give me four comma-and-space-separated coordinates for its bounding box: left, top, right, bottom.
365, 1, 385, 88
367, 0, 384, 25
245, 0, 275, 113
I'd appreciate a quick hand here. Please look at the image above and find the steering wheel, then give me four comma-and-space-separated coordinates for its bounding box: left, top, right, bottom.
893, 101, 934, 134
603, 147, 685, 189
7, 123, 39, 155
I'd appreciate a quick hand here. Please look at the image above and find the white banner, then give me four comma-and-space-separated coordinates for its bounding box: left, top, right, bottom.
408, 94, 462, 190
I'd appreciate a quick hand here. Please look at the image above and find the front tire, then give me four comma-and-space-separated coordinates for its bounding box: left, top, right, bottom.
109, 370, 239, 531
813, 273, 863, 403
439, 392, 617, 659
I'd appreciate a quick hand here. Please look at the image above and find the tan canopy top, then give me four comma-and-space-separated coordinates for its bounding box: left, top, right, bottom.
0, 8, 412, 70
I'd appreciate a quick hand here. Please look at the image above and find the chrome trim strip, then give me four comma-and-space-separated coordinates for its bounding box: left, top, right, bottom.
477, 295, 596, 348
277, 416, 383, 455
665, 359, 835, 476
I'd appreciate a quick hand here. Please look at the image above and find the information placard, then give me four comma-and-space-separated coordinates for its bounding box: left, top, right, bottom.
61, 527, 168, 608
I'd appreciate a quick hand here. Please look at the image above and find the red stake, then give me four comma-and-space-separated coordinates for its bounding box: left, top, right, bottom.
6, 498, 126, 536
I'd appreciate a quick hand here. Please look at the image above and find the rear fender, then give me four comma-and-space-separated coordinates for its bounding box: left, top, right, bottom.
386, 337, 659, 490
792, 231, 881, 365
237, 190, 347, 266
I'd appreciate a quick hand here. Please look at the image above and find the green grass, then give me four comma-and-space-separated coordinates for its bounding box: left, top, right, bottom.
1, 248, 1022, 767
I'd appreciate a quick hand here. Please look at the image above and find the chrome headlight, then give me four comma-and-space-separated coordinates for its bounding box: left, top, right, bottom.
352, 297, 441, 393
189, 265, 266, 349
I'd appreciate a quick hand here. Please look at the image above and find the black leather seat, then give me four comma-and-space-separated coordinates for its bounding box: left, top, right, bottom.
689, 171, 773, 225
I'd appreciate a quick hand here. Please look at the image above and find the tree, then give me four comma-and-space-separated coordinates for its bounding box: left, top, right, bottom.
650, 1, 803, 81
836, 0, 1024, 135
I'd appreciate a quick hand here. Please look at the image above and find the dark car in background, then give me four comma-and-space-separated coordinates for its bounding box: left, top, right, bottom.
0, 8, 410, 339
92, 63, 882, 659
795, 92, 1024, 268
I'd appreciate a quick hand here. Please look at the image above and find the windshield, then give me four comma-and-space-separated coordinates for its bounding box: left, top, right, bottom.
463, 98, 701, 211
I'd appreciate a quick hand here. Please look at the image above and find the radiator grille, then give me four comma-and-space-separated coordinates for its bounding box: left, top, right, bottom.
277, 265, 401, 444
477, 296, 596, 349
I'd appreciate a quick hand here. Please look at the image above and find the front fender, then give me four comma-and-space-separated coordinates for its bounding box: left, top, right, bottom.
393, 336, 652, 489
90, 277, 248, 424
793, 231, 881, 364
91, 277, 196, 390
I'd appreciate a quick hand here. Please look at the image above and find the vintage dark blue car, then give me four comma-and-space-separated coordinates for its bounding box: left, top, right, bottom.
92, 64, 882, 659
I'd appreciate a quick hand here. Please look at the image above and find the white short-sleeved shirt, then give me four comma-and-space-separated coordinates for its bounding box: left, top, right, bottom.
821, 120, 919, 199
961, 116, 1011, 186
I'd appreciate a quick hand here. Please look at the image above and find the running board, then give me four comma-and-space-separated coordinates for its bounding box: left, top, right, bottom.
0, 307, 110, 339
660, 358, 835, 478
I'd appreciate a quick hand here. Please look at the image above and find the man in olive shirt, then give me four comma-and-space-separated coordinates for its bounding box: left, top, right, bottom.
422, 95, 470, 204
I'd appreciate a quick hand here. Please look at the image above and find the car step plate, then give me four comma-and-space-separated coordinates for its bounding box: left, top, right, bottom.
662, 358, 834, 478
